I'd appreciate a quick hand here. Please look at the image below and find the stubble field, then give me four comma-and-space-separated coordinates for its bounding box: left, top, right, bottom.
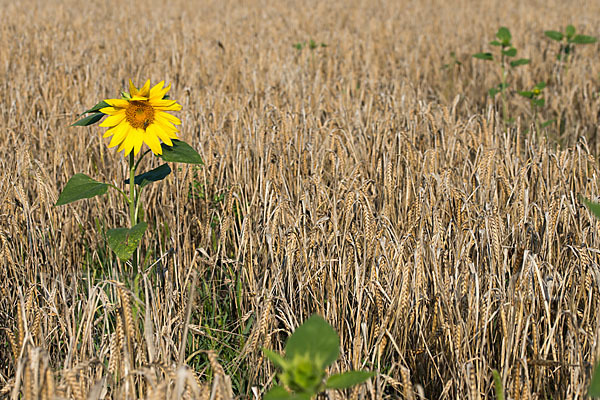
2, 0, 600, 398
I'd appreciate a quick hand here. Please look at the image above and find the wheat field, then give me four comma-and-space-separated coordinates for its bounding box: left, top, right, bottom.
2, 0, 600, 398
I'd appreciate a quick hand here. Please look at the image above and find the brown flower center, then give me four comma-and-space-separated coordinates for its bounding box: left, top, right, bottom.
125, 101, 154, 129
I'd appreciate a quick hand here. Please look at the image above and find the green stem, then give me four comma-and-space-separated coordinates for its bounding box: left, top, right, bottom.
129, 152, 137, 227
128, 152, 139, 271
500, 48, 508, 123
108, 184, 129, 203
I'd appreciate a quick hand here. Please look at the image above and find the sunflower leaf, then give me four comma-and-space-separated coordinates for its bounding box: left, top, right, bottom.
159, 140, 204, 164
55, 173, 109, 206
81, 100, 110, 115
107, 222, 148, 261
325, 371, 375, 389
125, 164, 172, 186
71, 113, 104, 127
285, 315, 339, 370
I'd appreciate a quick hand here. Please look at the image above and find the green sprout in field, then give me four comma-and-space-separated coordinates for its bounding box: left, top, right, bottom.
545, 25, 597, 75
473, 27, 530, 123
293, 39, 327, 51
57, 80, 202, 272
263, 315, 374, 399
517, 81, 555, 134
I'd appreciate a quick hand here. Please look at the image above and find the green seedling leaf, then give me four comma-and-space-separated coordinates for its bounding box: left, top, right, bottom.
124, 164, 172, 186
571, 34, 597, 44
473, 52, 494, 61
541, 119, 556, 128
518, 91, 533, 99
285, 315, 339, 370
263, 386, 292, 400
488, 88, 500, 97
509, 58, 530, 67
309, 39, 317, 50
107, 222, 148, 261
263, 386, 310, 400
492, 370, 505, 400
325, 371, 375, 389
566, 25, 576, 39
489, 40, 502, 46
55, 173, 109, 206
532, 98, 545, 107
589, 362, 600, 396
544, 30, 563, 41
71, 113, 104, 127
502, 47, 517, 57
263, 348, 288, 369
499, 82, 509, 90
496, 27, 512, 45
534, 81, 547, 90
293, 43, 304, 50
159, 140, 203, 164
582, 197, 600, 221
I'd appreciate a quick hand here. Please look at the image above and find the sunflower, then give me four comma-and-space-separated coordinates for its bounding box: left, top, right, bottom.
99, 80, 182, 156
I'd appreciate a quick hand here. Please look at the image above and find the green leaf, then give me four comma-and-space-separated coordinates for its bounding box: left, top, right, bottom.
107, 222, 148, 261
544, 30, 563, 41
509, 58, 530, 67
263, 386, 292, 400
589, 363, 600, 396
582, 197, 600, 222
488, 88, 499, 97
159, 140, 203, 164
534, 81, 547, 90
263, 387, 311, 400
325, 371, 375, 389
566, 25, 575, 39
502, 47, 517, 57
80, 100, 110, 115
518, 91, 533, 98
541, 119, 556, 128
489, 40, 502, 46
263, 348, 288, 369
496, 27, 512, 45
492, 370, 504, 400
473, 52, 494, 61
532, 98, 545, 107
285, 315, 339, 370
571, 34, 597, 44
55, 173, 109, 206
71, 113, 104, 127
124, 164, 172, 186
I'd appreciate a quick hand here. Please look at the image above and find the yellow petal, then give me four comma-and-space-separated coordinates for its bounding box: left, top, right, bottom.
119, 128, 141, 156
130, 95, 149, 101
129, 80, 139, 96
108, 124, 129, 147
150, 83, 171, 100
151, 100, 182, 111
143, 126, 163, 155
103, 124, 118, 138
99, 113, 126, 127
138, 80, 151, 97
156, 111, 181, 125
100, 106, 125, 115
149, 81, 165, 97
147, 123, 173, 147
104, 99, 130, 108
153, 117, 179, 136
133, 129, 145, 155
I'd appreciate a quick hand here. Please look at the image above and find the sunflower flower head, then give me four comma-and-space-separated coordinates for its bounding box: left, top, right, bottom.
99, 80, 182, 156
